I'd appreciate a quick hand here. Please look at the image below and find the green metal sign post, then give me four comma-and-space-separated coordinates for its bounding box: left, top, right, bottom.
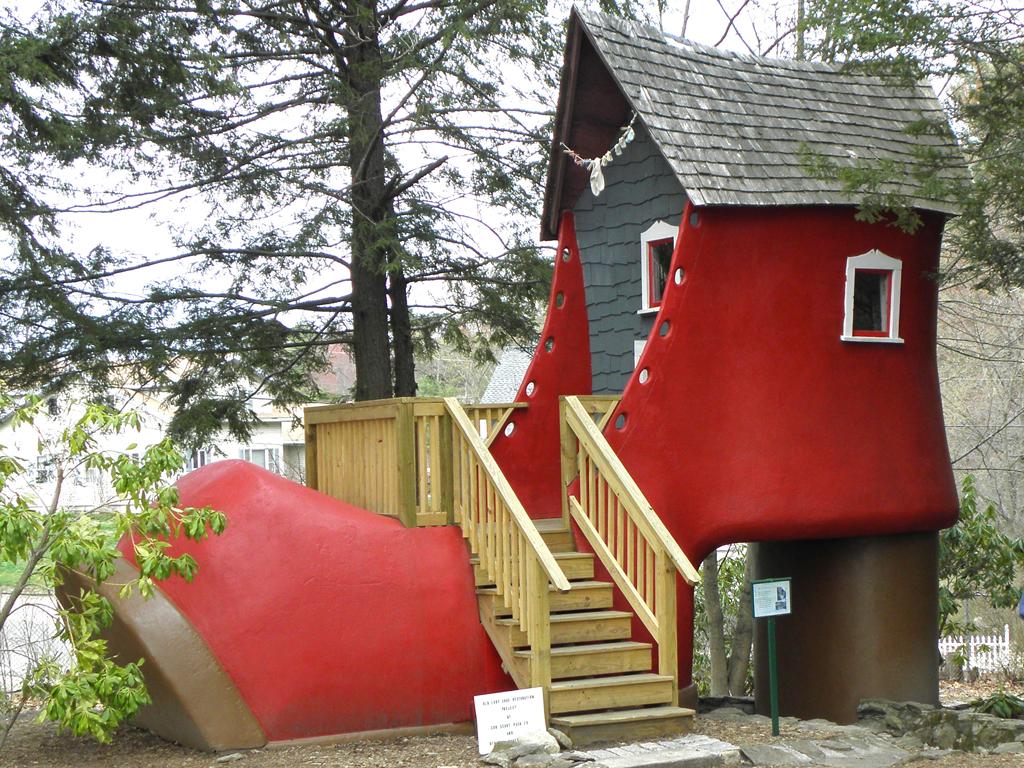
766, 615, 779, 736
752, 577, 791, 738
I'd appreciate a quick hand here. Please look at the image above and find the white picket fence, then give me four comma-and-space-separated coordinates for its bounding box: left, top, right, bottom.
939, 624, 1012, 673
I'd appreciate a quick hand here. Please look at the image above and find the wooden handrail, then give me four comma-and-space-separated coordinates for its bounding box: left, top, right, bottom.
558, 395, 620, 525
463, 403, 527, 446
445, 398, 570, 593
445, 397, 568, 701
561, 397, 699, 583
305, 398, 524, 528
570, 395, 622, 431
560, 395, 699, 705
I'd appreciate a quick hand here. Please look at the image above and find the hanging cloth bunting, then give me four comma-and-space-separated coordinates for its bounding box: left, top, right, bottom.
561, 113, 638, 197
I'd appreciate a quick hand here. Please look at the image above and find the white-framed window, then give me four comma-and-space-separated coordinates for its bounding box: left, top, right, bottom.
638, 221, 678, 314
239, 446, 281, 473
35, 455, 56, 484
841, 249, 903, 344
187, 448, 213, 471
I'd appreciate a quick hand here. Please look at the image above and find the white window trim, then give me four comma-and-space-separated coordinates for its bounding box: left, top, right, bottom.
638, 220, 679, 314
239, 445, 282, 473
633, 339, 646, 367
841, 249, 904, 344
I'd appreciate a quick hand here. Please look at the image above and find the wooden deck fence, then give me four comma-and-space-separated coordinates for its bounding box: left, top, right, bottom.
303, 395, 697, 709
304, 398, 523, 527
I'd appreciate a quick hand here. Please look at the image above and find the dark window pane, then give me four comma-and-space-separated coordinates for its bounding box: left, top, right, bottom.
853, 271, 888, 332
650, 239, 673, 304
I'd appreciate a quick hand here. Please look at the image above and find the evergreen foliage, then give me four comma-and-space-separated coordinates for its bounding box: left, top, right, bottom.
801, 0, 1024, 287
0, 0, 562, 441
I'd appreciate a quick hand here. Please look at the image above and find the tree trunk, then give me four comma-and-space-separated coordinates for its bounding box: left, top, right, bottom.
389, 265, 416, 397
703, 550, 729, 697
727, 546, 757, 696
347, 9, 393, 402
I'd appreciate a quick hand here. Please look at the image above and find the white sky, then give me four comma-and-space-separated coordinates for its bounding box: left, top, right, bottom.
6, 0, 802, 312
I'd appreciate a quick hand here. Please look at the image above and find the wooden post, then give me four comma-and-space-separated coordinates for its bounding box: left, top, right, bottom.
527, 554, 552, 719
304, 422, 318, 490
558, 398, 577, 529
439, 413, 455, 525
655, 547, 679, 706
395, 401, 418, 528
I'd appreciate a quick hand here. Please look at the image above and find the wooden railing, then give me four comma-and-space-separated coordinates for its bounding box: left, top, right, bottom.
305, 398, 521, 527
559, 395, 700, 705
409, 399, 454, 527
445, 398, 569, 697
464, 403, 526, 445
557, 395, 621, 526
571, 394, 622, 432
305, 399, 414, 523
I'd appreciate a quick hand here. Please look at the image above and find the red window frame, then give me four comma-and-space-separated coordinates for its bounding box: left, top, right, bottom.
851, 268, 893, 338
646, 237, 674, 308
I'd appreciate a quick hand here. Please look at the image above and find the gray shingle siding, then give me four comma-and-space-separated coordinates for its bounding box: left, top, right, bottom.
573, 10, 968, 214
574, 123, 685, 393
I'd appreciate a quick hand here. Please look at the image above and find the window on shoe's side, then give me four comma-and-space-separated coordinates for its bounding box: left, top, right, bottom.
639, 221, 678, 314
842, 250, 904, 344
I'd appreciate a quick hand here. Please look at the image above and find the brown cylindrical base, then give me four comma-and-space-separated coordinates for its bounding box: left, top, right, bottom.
753, 532, 939, 724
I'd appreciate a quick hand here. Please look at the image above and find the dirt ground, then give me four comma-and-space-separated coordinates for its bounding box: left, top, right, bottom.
3, 680, 1024, 768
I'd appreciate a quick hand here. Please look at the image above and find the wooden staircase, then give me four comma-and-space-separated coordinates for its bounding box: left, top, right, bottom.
471, 517, 695, 745
304, 395, 699, 746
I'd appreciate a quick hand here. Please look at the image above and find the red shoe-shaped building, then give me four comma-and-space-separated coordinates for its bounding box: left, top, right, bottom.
62, 9, 965, 749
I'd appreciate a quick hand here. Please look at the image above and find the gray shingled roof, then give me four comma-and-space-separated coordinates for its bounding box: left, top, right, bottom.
572, 9, 967, 214
480, 347, 533, 404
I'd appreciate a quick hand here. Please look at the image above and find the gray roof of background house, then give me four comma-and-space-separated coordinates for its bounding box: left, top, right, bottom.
480, 347, 533, 404
559, 10, 967, 215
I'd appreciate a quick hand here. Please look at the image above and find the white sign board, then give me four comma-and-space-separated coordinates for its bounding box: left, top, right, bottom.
473, 687, 546, 754
752, 578, 792, 618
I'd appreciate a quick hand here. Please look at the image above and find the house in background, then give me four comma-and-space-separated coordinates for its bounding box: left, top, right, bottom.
181, 393, 307, 483
0, 385, 309, 512
1, 345, 361, 510
479, 347, 533, 403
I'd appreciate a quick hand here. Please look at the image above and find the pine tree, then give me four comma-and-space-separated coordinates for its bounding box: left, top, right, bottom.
801, 0, 1024, 286
0, 0, 562, 442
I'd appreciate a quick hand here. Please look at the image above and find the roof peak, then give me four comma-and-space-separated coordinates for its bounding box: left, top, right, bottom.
573, 7, 839, 73
540, 8, 967, 237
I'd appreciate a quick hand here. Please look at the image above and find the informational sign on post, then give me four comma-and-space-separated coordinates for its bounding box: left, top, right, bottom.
473, 687, 546, 754
752, 577, 792, 736
752, 578, 791, 618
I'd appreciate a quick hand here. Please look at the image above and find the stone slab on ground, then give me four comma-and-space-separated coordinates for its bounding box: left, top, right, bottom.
579, 734, 741, 768
739, 744, 814, 765
739, 734, 911, 768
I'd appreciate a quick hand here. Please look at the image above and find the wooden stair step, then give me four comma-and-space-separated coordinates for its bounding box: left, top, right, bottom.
471, 552, 594, 586
532, 518, 575, 552
478, 581, 613, 616
550, 705, 696, 746
514, 641, 652, 679
548, 673, 675, 714
496, 610, 632, 647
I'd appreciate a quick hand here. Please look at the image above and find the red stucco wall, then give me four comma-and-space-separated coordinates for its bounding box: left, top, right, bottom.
487, 205, 959, 693
122, 461, 512, 742
489, 211, 592, 518
606, 204, 959, 563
